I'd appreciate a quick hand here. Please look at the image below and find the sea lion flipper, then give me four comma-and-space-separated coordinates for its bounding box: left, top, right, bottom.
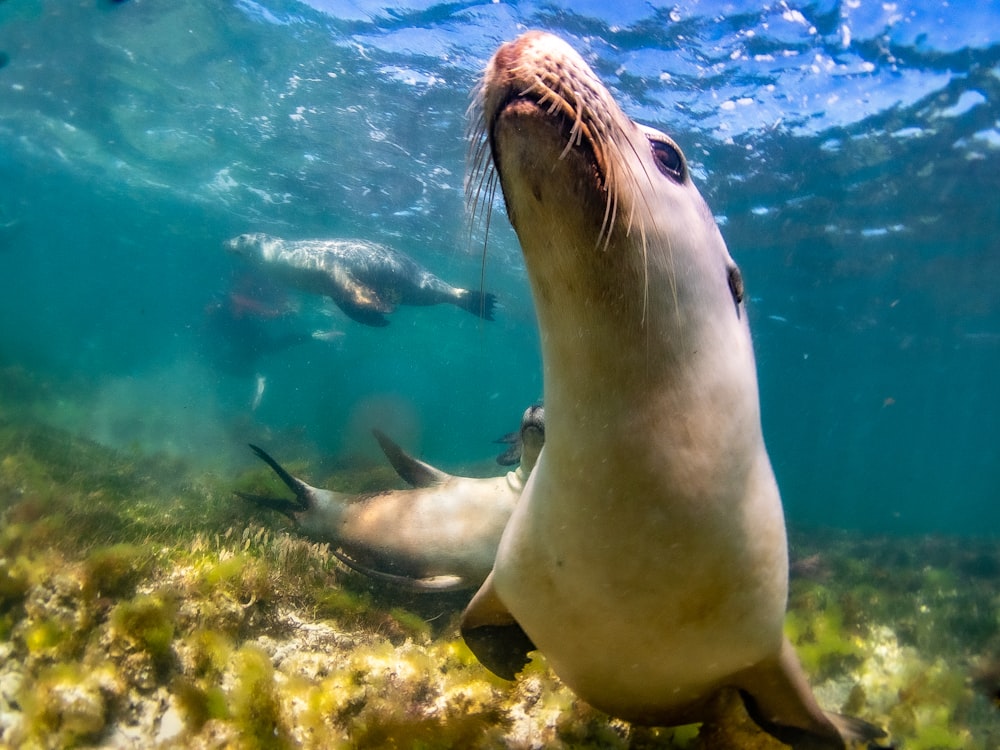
329, 547, 467, 592
461, 572, 535, 680
372, 428, 450, 488
494, 435, 522, 467
737, 636, 887, 749
245, 444, 316, 512
455, 289, 497, 320
335, 270, 395, 326
234, 491, 301, 521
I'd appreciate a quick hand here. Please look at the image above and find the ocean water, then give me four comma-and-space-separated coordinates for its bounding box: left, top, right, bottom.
1, 2, 1000, 748
0, 0, 997, 543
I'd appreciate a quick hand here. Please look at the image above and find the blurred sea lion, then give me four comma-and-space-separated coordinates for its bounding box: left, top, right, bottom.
225, 233, 496, 327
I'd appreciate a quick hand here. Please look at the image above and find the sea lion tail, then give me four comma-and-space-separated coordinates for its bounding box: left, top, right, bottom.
458, 289, 497, 320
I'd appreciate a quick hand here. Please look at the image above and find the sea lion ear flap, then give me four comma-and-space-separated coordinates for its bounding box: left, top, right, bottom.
461, 572, 536, 680
727, 262, 745, 313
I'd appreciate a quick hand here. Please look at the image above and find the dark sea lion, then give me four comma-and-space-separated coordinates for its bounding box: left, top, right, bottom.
225, 233, 496, 326
241, 405, 544, 592
460, 31, 885, 749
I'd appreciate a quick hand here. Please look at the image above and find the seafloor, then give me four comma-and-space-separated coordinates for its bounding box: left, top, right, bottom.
0, 366, 997, 749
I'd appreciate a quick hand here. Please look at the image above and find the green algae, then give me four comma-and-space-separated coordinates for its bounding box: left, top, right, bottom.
172, 675, 230, 730
313, 585, 374, 621
198, 551, 275, 606
0, 556, 30, 607
109, 590, 178, 676
81, 542, 153, 599
0, 408, 998, 748
185, 627, 235, 677
23, 617, 69, 655
784, 604, 863, 680
18, 661, 121, 748
230, 643, 292, 749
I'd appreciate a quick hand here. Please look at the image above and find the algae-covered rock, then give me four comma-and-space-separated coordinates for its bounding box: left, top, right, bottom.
228, 643, 291, 749
15, 662, 121, 747
108, 590, 179, 681
82, 543, 153, 599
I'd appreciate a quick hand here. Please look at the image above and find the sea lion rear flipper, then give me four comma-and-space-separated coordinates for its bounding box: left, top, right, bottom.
461, 572, 535, 680
455, 289, 497, 320
737, 636, 887, 749
245, 444, 315, 512
372, 429, 450, 488
234, 491, 302, 521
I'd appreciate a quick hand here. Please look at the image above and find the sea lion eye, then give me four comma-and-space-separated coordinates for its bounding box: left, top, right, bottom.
650, 139, 685, 182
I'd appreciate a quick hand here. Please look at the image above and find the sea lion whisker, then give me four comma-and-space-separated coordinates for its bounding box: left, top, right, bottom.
464, 107, 496, 238
463, 104, 499, 291
559, 98, 586, 160
465, 156, 494, 231
597, 165, 619, 252
616, 134, 666, 325
466, 127, 490, 174
478, 173, 499, 295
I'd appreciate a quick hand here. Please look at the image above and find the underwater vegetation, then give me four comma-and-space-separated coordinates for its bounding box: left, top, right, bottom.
0, 374, 998, 747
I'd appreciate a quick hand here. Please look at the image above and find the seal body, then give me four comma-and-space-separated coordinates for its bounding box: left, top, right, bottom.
226, 233, 495, 326
244, 406, 544, 592
461, 32, 882, 748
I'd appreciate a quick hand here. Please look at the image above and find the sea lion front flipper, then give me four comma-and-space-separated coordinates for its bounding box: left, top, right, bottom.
737, 636, 887, 749
461, 572, 535, 680
493, 430, 522, 466
372, 429, 450, 488
333, 268, 394, 326
329, 547, 467, 592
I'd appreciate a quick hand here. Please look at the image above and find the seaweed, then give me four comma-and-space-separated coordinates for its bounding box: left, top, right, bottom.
0, 411, 997, 748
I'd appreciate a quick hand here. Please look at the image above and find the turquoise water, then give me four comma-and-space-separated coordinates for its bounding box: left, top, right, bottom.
0, 0, 997, 536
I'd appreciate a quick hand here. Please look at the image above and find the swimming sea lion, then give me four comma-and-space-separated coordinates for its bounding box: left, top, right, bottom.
460, 31, 884, 748
241, 405, 544, 592
225, 233, 496, 326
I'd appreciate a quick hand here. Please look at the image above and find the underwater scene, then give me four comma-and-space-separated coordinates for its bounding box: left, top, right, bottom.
0, 0, 998, 748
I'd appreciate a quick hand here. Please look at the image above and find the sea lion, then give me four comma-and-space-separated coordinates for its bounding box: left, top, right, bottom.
460, 31, 885, 748
225, 233, 496, 326
241, 405, 544, 592
492, 402, 542, 466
